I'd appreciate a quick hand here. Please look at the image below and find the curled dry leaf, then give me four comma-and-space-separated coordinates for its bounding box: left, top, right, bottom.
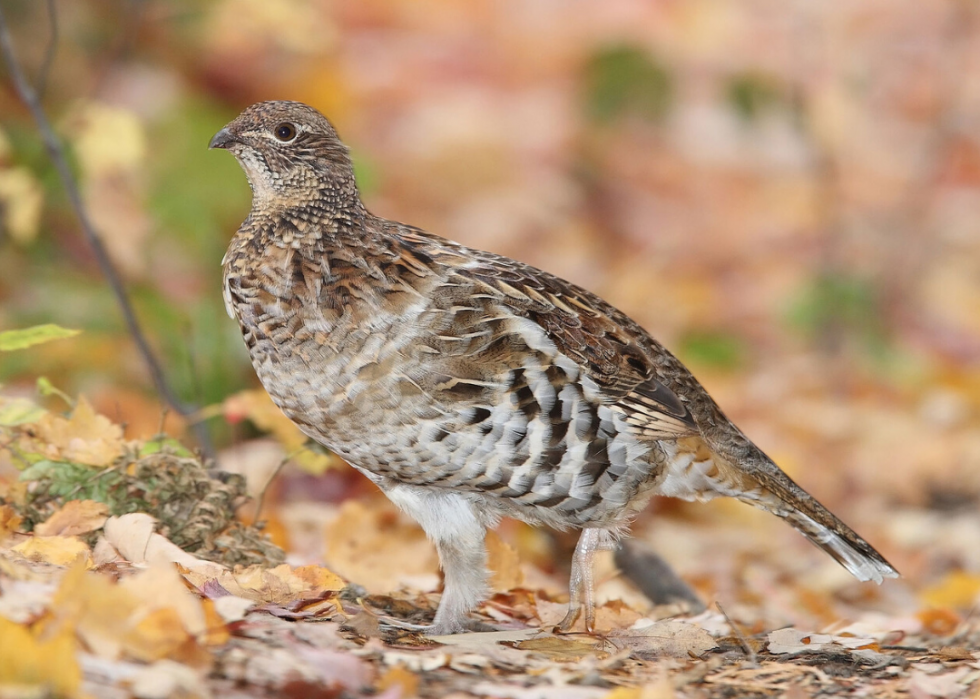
35, 499, 109, 537
102, 513, 225, 575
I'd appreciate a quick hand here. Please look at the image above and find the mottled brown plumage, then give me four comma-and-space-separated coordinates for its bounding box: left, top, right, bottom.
211, 101, 898, 635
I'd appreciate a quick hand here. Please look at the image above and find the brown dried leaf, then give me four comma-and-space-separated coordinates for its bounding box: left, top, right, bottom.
35, 499, 109, 537
608, 619, 716, 658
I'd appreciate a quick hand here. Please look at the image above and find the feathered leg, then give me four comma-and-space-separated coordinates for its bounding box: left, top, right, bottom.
384, 485, 489, 635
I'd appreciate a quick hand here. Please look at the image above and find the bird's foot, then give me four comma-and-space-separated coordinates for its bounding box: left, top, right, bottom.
379, 615, 496, 636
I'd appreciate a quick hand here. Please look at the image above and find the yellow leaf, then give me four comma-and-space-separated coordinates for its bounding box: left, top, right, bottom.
921, 571, 980, 610
0, 167, 43, 244
0, 617, 81, 696
35, 499, 109, 537
70, 102, 146, 178
51, 563, 141, 660
119, 564, 207, 638
124, 607, 192, 663
11, 535, 91, 567
34, 396, 124, 467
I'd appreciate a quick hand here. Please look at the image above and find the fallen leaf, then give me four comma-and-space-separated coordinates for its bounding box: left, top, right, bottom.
120, 563, 207, 638
608, 619, 716, 658
128, 660, 210, 699
0, 504, 23, 541
917, 608, 962, 636
487, 530, 524, 592
0, 616, 81, 696
103, 513, 225, 575
49, 562, 142, 660
377, 664, 419, 697
908, 666, 972, 698
11, 535, 91, 567
323, 499, 438, 595
212, 595, 255, 623
32, 396, 124, 467
35, 499, 109, 537
767, 627, 878, 655
514, 635, 602, 661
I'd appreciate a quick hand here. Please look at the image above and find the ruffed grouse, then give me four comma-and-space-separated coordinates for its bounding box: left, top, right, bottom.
211, 101, 898, 635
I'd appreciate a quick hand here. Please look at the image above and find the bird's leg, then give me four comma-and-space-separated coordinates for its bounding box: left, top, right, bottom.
383, 485, 489, 635
558, 528, 616, 633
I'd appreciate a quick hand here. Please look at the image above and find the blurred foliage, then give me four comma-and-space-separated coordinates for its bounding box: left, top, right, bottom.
584, 45, 673, 124
726, 72, 786, 124
788, 273, 890, 357
677, 330, 746, 371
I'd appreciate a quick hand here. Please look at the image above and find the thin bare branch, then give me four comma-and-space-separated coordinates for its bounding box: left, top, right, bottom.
0, 2, 211, 453
36, 0, 57, 98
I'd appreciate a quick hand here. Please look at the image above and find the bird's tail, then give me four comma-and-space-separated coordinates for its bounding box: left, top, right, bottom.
720, 442, 898, 583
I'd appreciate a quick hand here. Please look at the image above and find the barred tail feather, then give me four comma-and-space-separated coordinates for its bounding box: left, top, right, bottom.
777, 505, 898, 583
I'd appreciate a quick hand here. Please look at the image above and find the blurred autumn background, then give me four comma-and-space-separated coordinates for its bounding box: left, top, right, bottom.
3, 0, 980, 685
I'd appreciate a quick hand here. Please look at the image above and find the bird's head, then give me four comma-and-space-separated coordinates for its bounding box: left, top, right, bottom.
209, 101, 357, 209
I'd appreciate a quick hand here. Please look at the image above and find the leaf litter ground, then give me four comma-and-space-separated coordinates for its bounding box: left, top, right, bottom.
2, 395, 980, 699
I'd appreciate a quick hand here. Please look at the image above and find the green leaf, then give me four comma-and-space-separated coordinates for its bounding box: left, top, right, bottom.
0, 397, 47, 426
0, 324, 80, 351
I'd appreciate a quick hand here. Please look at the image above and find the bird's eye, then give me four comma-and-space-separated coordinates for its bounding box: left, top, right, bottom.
274, 123, 297, 142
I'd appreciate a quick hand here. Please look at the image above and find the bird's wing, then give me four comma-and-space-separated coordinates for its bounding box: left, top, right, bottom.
395, 227, 699, 440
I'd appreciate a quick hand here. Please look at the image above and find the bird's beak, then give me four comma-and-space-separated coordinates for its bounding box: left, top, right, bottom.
209, 127, 239, 150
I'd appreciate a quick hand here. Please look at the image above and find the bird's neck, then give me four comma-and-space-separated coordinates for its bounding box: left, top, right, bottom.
241, 186, 375, 252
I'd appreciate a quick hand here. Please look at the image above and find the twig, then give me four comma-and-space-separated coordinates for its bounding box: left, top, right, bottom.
253, 453, 292, 523
0, 3, 211, 453
36, 0, 57, 99
716, 601, 757, 663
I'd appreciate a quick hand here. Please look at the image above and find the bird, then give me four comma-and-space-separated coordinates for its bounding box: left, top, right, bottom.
210, 100, 898, 635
